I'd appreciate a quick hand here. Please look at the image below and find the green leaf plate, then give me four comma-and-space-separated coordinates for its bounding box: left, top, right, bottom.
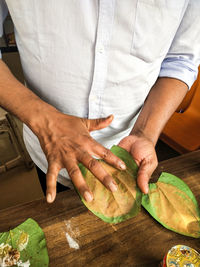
0, 218, 49, 266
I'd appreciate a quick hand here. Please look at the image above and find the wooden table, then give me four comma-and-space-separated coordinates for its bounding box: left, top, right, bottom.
1, 151, 200, 267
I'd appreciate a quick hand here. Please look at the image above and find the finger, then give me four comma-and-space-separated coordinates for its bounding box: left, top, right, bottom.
137, 157, 158, 194
92, 141, 126, 170
46, 162, 61, 203
79, 152, 118, 192
86, 114, 114, 132
118, 138, 132, 152
64, 158, 93, 203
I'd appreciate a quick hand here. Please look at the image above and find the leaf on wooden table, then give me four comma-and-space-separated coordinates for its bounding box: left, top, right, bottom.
142, 172, 200, 238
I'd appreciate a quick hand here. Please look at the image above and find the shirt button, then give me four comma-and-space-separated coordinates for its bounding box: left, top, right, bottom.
90, 95, 97, 101
98, 45, 104, 54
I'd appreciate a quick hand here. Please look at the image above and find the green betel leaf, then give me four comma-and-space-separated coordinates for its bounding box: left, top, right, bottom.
110, 145, 138, 175
0, 218, 49, 266
78, 145, 142, 223
142, 172, 200, 238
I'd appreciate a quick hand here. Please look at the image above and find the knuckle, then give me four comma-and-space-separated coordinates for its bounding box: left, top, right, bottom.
78, 150, 88, 162
63, 143, 78, 154
45, 149, 54, 160
68, 167, 79, 178
88, 158, 98, 170
81, 134, 93, 146
47, 154, 58, 164
102, 175, 110, 184
45, 146, 61, 160
102, 149, 110, 160
44, 141, 58, 153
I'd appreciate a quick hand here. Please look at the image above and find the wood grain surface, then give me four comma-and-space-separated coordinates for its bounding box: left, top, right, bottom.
0, 151, 200, 267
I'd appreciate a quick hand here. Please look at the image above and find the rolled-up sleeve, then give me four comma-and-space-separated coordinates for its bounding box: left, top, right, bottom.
159, 0, 200, 89
0, 0, 8, 58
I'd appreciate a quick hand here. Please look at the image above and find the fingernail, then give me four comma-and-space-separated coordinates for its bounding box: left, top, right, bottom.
119, 162, 126, 170
107, 114, 113, 119
84, 191, 93, 202
109, 181, 118, 192
144, 186, 149, 194
47, 193, 52, 203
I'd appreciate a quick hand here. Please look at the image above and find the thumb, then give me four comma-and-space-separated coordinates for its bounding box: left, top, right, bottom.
87, 114, 114, 132
137, 158, 157, 194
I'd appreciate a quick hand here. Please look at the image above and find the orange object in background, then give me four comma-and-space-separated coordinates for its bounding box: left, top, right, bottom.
161, 66, 200, 154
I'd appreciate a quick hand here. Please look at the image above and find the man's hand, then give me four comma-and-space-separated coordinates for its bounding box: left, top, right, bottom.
117, 77, 188, 193
118, 135, 158, 194
36, 111, 126, 203
0, 59, 126, 204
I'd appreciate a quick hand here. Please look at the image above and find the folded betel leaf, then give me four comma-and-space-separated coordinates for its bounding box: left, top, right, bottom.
78, 145, 142, 224
142, 172, 200, 238
0, 218, 49, 267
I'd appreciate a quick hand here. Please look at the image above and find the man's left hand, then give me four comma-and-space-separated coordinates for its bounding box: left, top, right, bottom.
118, 135, 158, 194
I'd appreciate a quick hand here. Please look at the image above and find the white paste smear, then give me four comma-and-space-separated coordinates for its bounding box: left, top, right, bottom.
65, 233, 79, 250
65, 219, 80, 237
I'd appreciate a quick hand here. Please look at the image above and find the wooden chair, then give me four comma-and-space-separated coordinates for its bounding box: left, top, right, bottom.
160, 66, 200, 154
0, 113, 33, 174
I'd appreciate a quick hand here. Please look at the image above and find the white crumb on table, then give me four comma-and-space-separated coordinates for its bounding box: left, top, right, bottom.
64, 219, 80, 237
65, 233, 80, 250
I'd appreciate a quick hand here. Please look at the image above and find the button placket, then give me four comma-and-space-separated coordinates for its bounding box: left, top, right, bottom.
88, 0, 116, 119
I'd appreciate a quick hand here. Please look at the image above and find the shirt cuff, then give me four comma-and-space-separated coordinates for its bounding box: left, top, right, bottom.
159, 57, 198, 89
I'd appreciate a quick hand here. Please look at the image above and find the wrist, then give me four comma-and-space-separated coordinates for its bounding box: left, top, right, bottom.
130, 127, 158, 147
25, 100, 59, 136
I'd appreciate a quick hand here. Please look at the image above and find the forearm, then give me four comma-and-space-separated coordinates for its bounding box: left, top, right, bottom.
131, 77, 188, 145
0, 59, 57, 133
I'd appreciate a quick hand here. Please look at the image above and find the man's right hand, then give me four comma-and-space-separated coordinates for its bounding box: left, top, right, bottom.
34, 110, 126, 203
0, 59, 125, 203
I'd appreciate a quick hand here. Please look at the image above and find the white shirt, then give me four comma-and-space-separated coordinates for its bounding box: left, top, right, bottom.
1, 0, 200, 186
